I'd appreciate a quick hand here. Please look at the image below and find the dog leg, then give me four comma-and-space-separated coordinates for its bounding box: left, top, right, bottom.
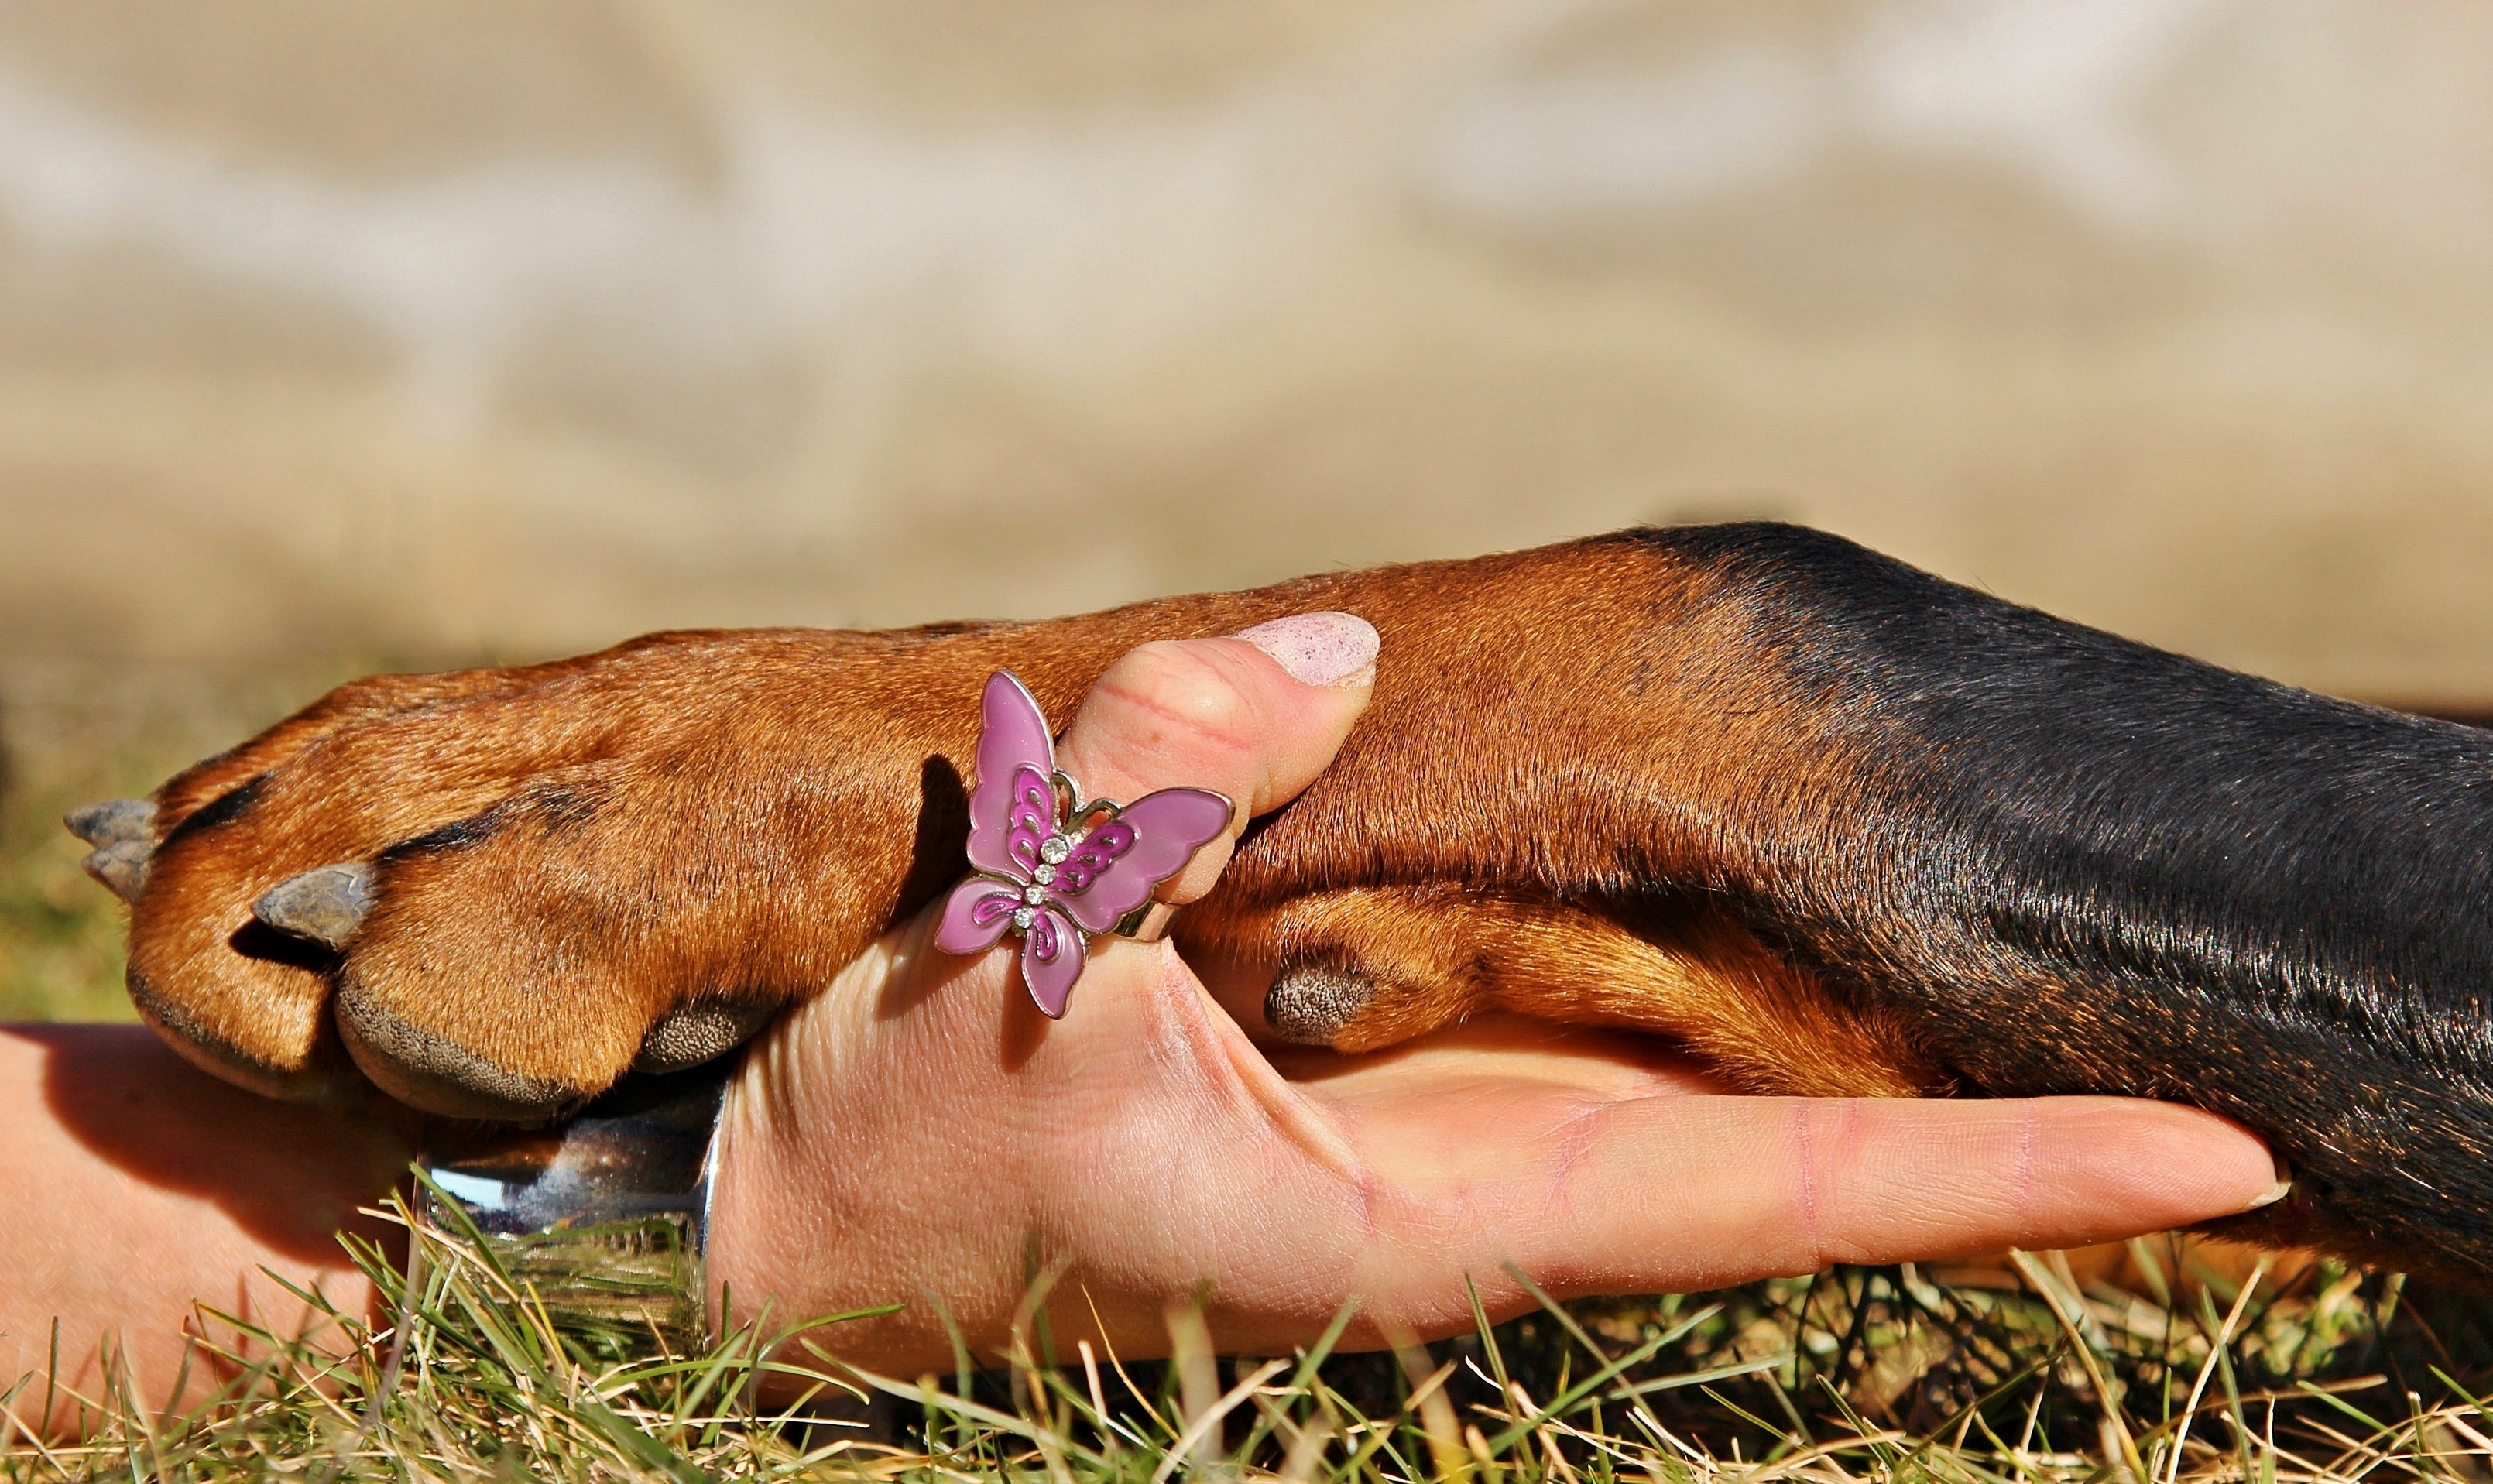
1184, 889, 1952, 1099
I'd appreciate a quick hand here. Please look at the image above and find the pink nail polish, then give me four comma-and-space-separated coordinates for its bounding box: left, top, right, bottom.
1234, 612, 1380, 688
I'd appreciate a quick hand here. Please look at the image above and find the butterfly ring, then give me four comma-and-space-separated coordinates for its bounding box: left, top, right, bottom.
931, 670, 1234, 1017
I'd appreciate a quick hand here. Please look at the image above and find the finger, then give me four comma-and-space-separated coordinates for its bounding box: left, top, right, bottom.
1348, 1092, 2282, 1318
1054, 614, 1378, 904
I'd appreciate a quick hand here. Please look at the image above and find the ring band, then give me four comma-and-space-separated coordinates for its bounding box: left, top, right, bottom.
1109, 900, 1180, 942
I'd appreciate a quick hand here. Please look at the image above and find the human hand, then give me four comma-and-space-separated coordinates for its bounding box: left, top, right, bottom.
705, 624, 2286, 1371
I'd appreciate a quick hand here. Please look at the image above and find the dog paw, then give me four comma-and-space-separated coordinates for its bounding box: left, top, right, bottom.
88, 634, 1004, 1117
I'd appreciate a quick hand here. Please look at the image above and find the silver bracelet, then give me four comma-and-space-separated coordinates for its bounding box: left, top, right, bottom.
413, 1057, 734, 1356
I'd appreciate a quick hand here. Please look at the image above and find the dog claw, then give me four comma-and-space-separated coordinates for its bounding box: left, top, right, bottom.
65, 798, 156, 848
253, 863, 376, 949
82, 839, 152, 901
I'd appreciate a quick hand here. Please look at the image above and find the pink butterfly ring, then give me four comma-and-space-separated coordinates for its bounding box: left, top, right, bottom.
931, 670, 1235, 1017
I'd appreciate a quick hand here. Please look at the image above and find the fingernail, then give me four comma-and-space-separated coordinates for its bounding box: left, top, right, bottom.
1234, 612, 1380, 688
2244, 1153, 2294, 1209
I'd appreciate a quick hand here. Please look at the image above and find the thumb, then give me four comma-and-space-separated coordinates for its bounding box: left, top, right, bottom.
1054, 614, 1378, 903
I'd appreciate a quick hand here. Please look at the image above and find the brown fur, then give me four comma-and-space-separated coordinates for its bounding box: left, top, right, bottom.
1185, 890, 1948, 1098
125, 536, 1929, 1116
108, 521, 2493, 1280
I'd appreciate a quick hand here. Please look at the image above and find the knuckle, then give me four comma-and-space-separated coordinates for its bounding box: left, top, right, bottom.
1098, 641, 1261, 756
2013, 1098, 2042, 1222
1786, 1098, 1866, 1270
1786, 1100, 1827, 1267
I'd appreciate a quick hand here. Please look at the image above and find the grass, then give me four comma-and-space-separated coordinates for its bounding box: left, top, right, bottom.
9, 667, 2493, 1479
6, 1194, 2493, 1482
0, 735, 140, 1023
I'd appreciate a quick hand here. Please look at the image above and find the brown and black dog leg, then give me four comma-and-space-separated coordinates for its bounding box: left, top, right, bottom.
80, 522, 2493, 1281
1181, 889, 1950, 1098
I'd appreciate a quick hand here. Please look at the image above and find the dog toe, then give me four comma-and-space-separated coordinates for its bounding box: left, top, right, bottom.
331, 842, 666, 1117
123, 943, 358, 1103
334, 981, 589, 1121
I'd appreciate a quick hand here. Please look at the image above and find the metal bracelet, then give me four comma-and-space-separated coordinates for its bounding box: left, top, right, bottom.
413, 1057, 734, 1357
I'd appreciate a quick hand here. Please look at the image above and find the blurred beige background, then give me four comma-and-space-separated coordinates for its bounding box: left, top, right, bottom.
5, 0, 2493, 704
